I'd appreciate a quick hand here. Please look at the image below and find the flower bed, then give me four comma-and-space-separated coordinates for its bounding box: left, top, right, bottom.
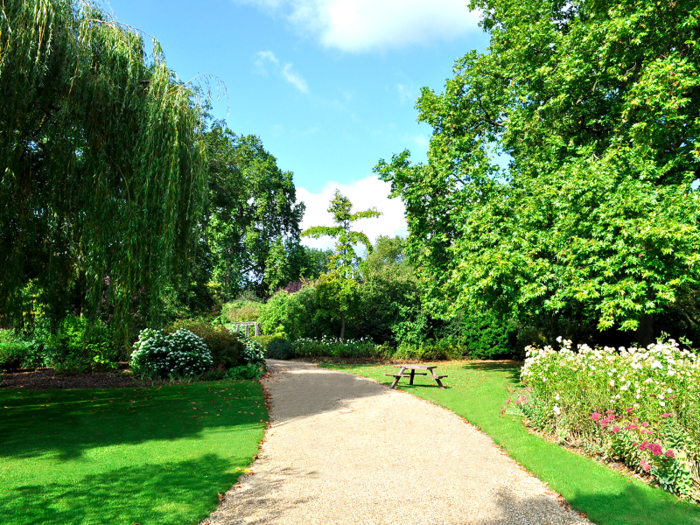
517, 338, 700, 499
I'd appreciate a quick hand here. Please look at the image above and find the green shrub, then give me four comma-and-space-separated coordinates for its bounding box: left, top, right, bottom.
0, 342, 26, 372
292, 337, 378, 359
393, 339, 464, 361
221, 297, 262, 323
251, 334, 281, 348
224, 362, 265, 380
266, 339, 295, 360
46, 314, 117, 375
130, 329, 213, 379
166, 319, 243, 368
460, 309, 519, 359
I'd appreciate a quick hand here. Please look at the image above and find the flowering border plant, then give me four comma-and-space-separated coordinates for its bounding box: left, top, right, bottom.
292, 336, 378, 358
516, 338, 699, 500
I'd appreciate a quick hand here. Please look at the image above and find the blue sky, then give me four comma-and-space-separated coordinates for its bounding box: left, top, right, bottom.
106, 0, 490, 247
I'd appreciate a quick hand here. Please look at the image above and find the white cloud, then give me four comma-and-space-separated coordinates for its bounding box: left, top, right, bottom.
297, 176, 407, 251
281, 63, 309, 93
235, 0, 481, 52
252, 50, 309, 93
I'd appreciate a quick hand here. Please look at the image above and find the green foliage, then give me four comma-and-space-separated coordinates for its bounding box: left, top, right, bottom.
0, 342, 26, 372
204, 124, 305, 297
166, 319, 243, 369
130, 329, 214, 379
250, 334, 281, 349
266, 339, 295, 360
0, 0, 208, 343
221, 297, 262, 323
460, 309, 519, 359
376, 0, 700, 343
392, 340, 464, 361
46, 314, 118, 375
258, 286, 318, 340
224, 362, 265, 380
302, 189, 381, 279
292, 337, 379, 359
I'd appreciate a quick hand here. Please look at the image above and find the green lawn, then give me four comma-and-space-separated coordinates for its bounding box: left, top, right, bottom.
323, 361, 700, 525
0, 381, 267, 525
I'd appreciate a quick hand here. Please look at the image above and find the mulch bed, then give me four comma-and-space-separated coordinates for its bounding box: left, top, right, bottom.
0, 368, 165, 390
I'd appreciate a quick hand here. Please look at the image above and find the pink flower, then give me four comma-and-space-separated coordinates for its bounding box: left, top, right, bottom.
610, 426, 621, 433
632, 417, 639, 422
606, 410, 615, 414
639, 441, 650, 451
640, 459, 651, 473
591, 412, 602, 421
665, 449, 675, 458
626, 408, 634, 414
661, 413, 674, 418
641, 422, 650, 428
650, 444, 663, 456
624, 424, 639, 430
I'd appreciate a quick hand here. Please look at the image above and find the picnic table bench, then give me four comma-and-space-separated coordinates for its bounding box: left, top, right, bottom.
385, 364, 447, 389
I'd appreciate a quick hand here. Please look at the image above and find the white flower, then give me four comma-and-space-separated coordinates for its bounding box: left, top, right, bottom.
553, 406, 561, 415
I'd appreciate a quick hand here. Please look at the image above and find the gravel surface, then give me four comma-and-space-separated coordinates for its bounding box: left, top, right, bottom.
203, 360, 591, 525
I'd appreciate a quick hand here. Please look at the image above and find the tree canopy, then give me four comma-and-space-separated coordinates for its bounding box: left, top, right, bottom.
0, 0, 207, 341
377, 0, 700, 344
203, 124, 305, 297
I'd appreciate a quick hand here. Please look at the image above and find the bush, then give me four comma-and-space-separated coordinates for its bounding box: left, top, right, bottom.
240, 336, 265, 364
393, 339, 464, 361
460, 309, 519, 359
266, 339, 295, 360
0, 342, 26, 372
224, 362, 265, 380
518, 338, 700, 498
47, 314, 117, 375
166, 319, 243, 368
251, 335, 280, 348
130, 329, 214, 379
222, 298, 262, 323
292, 337, 378, 359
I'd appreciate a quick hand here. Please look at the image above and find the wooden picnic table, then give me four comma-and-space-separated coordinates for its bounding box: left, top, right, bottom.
385, 364, 447, 389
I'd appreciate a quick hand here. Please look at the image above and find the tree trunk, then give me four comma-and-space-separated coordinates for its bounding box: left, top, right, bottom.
634, 313, 655, 348
340, 312, 345, 341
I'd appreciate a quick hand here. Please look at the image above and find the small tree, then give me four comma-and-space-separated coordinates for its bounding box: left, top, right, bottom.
302, 190, 381, 338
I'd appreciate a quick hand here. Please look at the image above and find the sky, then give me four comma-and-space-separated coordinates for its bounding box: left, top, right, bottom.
105, 0, 490, 248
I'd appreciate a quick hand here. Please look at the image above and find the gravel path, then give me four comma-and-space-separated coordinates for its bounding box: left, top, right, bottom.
203, 360, 591, 525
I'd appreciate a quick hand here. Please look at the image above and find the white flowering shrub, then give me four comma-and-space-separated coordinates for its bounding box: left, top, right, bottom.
130, 328, 214, 379
240, 336, 265, 364
517, 338, 700, 498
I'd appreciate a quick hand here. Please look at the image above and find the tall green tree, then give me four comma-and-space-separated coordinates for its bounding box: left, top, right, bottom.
302, 190, 381, 338
204, 124, 305, 298
0, 0, 207, 343
377, 0, 700, 346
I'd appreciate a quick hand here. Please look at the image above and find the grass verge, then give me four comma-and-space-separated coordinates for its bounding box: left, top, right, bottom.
322, 361, 700, 525
0, 381, 267, 525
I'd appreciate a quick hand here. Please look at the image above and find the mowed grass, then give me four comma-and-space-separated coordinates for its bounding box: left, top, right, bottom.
323, 361, 700, 525
0, 381, 267, 525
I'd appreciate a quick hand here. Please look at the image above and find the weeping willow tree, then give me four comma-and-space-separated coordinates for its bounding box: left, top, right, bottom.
0, 0, 207, 346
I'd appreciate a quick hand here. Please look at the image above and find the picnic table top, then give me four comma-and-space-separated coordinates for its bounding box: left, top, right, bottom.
393, 364, 437, 370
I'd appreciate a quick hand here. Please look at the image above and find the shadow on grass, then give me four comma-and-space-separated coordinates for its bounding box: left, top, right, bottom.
0, 381, 265, 461
462, 361, 522, 385
2, 455, 237, 525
